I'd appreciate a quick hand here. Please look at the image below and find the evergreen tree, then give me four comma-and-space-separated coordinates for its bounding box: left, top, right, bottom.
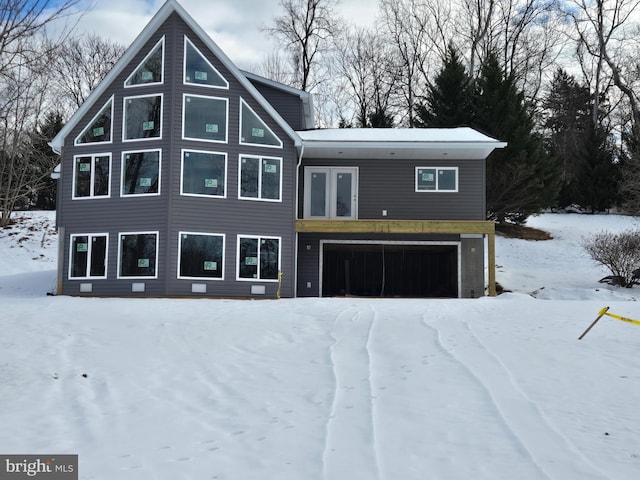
473, 53, 560, 223
415, 44, 474, 128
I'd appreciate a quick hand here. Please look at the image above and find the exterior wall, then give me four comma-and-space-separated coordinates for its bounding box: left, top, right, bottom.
58, 13, 296, 297
247, 79, 307, 131
298, 157, 486, 221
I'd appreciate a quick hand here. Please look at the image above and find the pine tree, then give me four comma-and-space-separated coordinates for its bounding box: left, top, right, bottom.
415, 44, 474, 128
473, 53, 560, 224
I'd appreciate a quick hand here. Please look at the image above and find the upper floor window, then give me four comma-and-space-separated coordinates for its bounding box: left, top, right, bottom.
181, 150, 226, 198
69, 234, 108, 279
75, 96, 113, 145
237, 235, 280, 281
125, 37, 164, 87
183, 94, 227, 143
415, 167, 458, 192
178, 232, 225, 280
239, 155, 282, 202
118, 232, 158, 279
123, 94, 162, 141
121, 150, 161, 197
240, 98, 282, 148
73, 154, 111, 199
184, 37, 228, 89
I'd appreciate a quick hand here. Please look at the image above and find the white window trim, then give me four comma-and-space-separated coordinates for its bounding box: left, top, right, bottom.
68, 233, 109, 280
74, 96, 114, 146
236, 234, 282, 282
239, 98, 283, 149
72, 153, 112, 200
415, 166, 459, 192
117, 231, 159, 280
303, 166, 359, 219
182, 93, 229, 144
120, 149, 162, 198
122, 93, 164, 143
238, 154, 283, 202
124, 36, 165, 88
183, 36, 229, 89
180, 149, 227, 199
177, 231, 226, 281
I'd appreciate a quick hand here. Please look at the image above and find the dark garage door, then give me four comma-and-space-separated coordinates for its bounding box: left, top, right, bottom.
322, 243, 458, 298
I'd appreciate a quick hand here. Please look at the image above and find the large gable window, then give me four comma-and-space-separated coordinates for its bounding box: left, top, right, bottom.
178, 232, 225, 280
69, 234, 108, 279
75, 97, 113, 145
118, 232, 158, 279
240, 99, 282, 148
73, 154, 111, 199
125, 37, 164, 87
181, 150, 226, 197
237, 235, 280, 281
121, 150, 161, 196
183, 94, 227, 143
123, 94, 162, 141
184, 37, 228, 88
415, 167, 458, 192
239, 155, 282, 202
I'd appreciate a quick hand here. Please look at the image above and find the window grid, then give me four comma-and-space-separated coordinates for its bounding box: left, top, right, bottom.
415, 167, 459, 192
72, 153, 112, 199
68, 233, 108, 279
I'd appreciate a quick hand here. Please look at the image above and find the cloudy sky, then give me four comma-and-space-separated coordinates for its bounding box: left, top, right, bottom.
62, 0, 376, 69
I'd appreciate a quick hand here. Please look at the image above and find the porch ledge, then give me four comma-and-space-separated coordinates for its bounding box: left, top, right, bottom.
295, 219, 495, 234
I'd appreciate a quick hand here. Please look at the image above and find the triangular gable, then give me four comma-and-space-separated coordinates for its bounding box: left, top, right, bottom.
184, 36, 228, 88
74, 95, 113, 145
125, 36, 165, 87
50, 0, 301, 153
240, 98, 283, 148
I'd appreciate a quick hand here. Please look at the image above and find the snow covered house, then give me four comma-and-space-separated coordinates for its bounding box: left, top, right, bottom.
50, 0, 506, 299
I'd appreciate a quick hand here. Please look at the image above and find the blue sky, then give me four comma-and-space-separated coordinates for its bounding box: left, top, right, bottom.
60, 0, 375, 69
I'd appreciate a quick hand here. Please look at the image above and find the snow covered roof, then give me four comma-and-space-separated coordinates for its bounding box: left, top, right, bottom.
297, 127, 507, 160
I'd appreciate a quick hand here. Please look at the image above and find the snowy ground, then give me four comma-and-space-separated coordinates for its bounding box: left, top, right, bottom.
1, 211, 639, 479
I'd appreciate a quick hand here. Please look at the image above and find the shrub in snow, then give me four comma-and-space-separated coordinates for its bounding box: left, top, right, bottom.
581, 229, 640, 287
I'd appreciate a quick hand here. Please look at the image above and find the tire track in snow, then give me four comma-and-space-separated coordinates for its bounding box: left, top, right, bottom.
424, 315, 609, 480
322, 305, 380, 480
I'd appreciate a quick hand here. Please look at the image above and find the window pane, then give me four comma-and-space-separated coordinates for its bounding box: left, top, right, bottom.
438, 169, 456, 190
259, 238, 279, 280
70, 235, 89, 277
76, 99, 112, 144
93, 156, 110, 196
124, 96, 162, 140
179, 234, 223, 278
183, 95, 226, 142
241, 101, 281, 146
89, 236, 107, 277
120, 233, 157, 277
417, 168, 436, 191
335, 173, 352, 217
126, 39, 163, 86
74, 157, 92, 197
240, 157, 259, 198
123, 151, 160, 195
239, 237, 258, 279
184, 39, 227, 87
182, 151, 225, 196
261, 158, 281, 200
310, 172, 327, 216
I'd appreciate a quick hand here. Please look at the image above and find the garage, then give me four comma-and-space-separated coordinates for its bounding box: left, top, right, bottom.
321, 242, 459, 298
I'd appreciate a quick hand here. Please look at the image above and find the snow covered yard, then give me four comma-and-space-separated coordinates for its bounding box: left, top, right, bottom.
1, 212, 640, 479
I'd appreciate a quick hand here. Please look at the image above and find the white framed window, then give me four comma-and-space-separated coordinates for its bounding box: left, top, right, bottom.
123, 94, 163, 141
183, 36, 228, 89
239, 155, 282, 202
182, 94, 228, 143
72, 153, 111, 199
121, 149, 161, 197
239, 98, 282, 148
125, 36, 165, 87
303, 167, 358, 219
415, 167, 458, 192
75, 96, 113, 145
118, 231, 159, 279
181, 149, 226, 198
237, 235, 281, 281
69, 233, 108, 279
178, 232, 225, 280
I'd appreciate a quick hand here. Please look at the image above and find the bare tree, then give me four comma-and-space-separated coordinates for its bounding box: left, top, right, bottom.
266, 0, 342, 92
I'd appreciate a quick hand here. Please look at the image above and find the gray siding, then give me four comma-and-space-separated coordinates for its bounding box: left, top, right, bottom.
247, 80, 306, 131
58, 13, 296, 298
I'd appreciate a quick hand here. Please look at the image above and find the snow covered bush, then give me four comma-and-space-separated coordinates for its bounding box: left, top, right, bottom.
581, 229, 640, 287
